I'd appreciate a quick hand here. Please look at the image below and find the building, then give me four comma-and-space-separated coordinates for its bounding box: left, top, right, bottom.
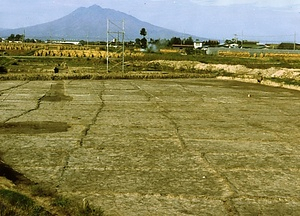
193, 41, 203, 49
229, 43, 239, 48
172, 41, 204, 50
172, 44, 194, 50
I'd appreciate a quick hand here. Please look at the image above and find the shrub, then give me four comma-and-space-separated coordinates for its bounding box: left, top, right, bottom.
0, 189, 50, 215
51, 195, 104, 216
31, 184, 56, 197
0, 200, 16, 216
51, 195, 71, 208
0, 66, 8, 74
0, 189, 34, 210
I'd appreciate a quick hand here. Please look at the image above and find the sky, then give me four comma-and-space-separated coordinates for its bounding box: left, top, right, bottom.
1, 0, 300, 42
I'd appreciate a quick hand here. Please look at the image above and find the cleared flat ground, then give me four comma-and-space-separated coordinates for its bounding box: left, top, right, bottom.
0, 79, 300, 215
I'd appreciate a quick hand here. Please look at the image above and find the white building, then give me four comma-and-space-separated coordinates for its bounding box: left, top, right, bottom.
194, 41, 203, 49
229, 43, 239, 48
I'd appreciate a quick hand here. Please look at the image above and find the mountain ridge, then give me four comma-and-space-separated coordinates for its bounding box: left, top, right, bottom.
0, 5, 203, 41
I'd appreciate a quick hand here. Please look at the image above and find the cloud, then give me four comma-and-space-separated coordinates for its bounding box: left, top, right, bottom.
190, 0, 300, 11
0, 0, 82, 28
0, 0, 299, 42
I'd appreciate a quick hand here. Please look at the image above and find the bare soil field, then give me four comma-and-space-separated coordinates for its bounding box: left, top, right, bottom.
0, 79, 300, 215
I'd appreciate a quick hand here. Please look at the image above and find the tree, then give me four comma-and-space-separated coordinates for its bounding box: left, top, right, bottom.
141, 38, 147, 49
139, 28, 147, 49
7, 34, 15, 41
15, 34, 24, 41
169, 37, 182, 46
278, 43, 296, 50
225, 38, 241, 45
203, 40, 220, 47
183, 36, 194, 45
24, 38, 34, 43
140, 28, 147, 37
79, 40, 87, 46
6, 34, 24, 42
135, 38, 141, 44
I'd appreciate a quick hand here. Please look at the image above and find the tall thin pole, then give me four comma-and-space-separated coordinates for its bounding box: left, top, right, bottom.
122, 20, 125, 73
106, 19, 109, 73
294, 32, 296, 50
106, 19, 125, 73
241, 31, 243, 48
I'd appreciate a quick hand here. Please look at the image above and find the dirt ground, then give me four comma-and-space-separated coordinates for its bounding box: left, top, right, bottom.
0, 79, 299, 215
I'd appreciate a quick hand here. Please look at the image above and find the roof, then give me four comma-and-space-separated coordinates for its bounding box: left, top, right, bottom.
172, 44, 194, 48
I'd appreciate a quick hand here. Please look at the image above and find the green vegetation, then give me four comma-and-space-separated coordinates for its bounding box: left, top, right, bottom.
0, 66, 8, 74
127, 52, 300, 70
0, 154, 104, 215
0, 189, 50, 216
0, 42, 299, 90
0, 185, 105, 216
6, 34, 25, 42
51, 195, 104, 216
139, 28, 148, 49
265, 77, 300, 86
0, 53, 236, 80
0, 51, 299, 81
30, 184, 56, 197
277, 42, 300, 50
0, 188, 104, 216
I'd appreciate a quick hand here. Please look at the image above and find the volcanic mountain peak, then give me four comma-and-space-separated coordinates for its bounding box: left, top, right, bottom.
0, 5, 202, 41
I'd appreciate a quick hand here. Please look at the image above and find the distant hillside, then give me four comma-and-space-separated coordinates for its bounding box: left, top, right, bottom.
0, 5, 203, 41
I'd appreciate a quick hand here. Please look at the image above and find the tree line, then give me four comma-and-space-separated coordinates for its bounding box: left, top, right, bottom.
2, 34, 42, 43
135, 35, 196, 49
2, 28, 219, 51
6, 34, 24, 42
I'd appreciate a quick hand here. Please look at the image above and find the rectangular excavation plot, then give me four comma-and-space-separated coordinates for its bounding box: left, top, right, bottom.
0, 136, 78, 184
233, 198, 300, 215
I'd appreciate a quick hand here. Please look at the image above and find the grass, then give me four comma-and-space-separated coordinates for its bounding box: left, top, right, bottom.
0, 189, 35, 209
2, 41, 300, 69
0, 189, 50, 216
0, 155, 105, 216
30, 184, 56, 197
265, 77, 300, 86
1, 54, 237, 80
0, 69, 233, 81
0, 186, 104, 216
127, 52, 300, 69
1, 47, 300, 90
51, 195, 104, 216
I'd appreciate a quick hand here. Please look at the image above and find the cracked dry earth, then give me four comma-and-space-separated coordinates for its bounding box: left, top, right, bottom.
0, 79, 300, 215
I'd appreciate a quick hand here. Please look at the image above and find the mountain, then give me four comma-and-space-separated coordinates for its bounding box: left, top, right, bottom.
0, 5, 201, 41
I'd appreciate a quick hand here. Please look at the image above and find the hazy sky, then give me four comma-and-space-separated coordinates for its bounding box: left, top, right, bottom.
1, 0, 299, 42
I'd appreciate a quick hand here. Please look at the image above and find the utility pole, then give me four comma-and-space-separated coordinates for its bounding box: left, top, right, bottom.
234, 34, 238, 43
241, 31, 244, 48
106, 19, 125, 73
294, 32, 297, 50
122, 20, 125, 73
106, 19, 109, 73
87, 33, 89, 48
